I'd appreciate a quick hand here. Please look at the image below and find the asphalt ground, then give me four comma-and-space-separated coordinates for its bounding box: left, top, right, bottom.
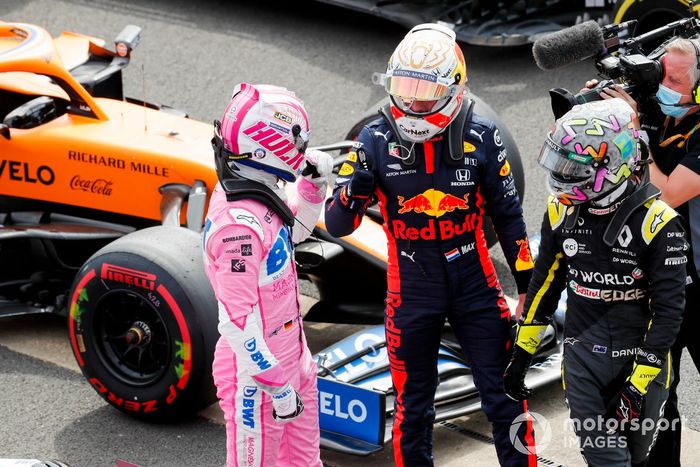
3, 0, 700, 465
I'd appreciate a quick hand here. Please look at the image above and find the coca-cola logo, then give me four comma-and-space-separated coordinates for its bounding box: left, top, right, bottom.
70, 175, 113, 196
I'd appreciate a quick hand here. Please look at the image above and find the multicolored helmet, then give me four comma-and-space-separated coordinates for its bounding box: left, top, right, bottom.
213, 83, 310, 183
385, 23, 467, 142
537, 98, 643, 206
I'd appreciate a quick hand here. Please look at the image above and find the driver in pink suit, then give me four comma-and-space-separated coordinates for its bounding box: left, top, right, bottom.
202, 83, 333, 467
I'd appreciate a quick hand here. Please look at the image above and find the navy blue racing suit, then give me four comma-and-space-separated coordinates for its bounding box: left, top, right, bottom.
324, 112, 536, 467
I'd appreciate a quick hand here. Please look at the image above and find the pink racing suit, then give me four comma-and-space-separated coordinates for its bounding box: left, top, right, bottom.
203, 178, 325, 467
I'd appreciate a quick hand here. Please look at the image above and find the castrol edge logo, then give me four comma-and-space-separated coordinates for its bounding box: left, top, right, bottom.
101, 263, 156, 290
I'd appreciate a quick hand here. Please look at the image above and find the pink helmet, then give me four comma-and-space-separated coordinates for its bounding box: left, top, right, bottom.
213, 83, 310, 182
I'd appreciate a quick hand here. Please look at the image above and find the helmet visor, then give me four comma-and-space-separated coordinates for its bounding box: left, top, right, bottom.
537, 133, 595, 182
385, 69, 452, 101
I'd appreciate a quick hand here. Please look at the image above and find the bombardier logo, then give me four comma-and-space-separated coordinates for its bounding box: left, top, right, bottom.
242, 121, 304, 170
101, 263, 156, 290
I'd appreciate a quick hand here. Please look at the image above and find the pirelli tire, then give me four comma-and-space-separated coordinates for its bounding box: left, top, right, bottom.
345, 94, 524, 248
67, 226, 219, 422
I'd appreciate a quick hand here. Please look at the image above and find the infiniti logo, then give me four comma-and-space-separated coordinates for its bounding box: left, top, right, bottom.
70, 175, 113, 196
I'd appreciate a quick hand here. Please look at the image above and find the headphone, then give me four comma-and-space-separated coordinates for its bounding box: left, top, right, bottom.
690, 38, 700, 104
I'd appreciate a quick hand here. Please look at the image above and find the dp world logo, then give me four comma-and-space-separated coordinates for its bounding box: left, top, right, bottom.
509, 411, 551, 455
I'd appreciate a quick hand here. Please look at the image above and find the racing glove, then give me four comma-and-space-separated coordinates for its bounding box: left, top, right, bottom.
503, 321, 548, 400
301, 149, 334, 186
503, 345, 534, 401
345, 147, 375, 199
606, 383, 644, 432
345, 170, 375, 198
605, 360, 660, 432
271, 383, 305, 423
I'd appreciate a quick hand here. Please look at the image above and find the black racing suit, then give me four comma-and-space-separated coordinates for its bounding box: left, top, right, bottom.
643, 108, 700, 467
521, 195, 687, 466
325, 112, 536, 467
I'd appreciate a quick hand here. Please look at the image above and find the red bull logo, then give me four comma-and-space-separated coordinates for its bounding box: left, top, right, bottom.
385, 292, 405, 372
515, 238, 534, 271
392, 213, 478, 241
397, 189, 469, 218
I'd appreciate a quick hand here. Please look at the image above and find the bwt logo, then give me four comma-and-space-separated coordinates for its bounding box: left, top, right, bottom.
319, 391, 368, 423
242, 121, 304, 170
242, 385, 258, 429
243, 338, 273, 371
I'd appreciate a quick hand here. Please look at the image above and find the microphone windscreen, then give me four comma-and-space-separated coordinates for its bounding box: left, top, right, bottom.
532, 21, 605, 70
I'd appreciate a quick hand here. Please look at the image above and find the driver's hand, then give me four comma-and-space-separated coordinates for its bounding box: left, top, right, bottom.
515, 293, 526, 321
302, 149, 334, 185
271, 383, 304, 423
346, 170, 375, 199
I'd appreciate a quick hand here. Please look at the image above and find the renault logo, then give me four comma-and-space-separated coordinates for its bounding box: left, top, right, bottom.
456, 169, 470, 182
618, 225, 632, 248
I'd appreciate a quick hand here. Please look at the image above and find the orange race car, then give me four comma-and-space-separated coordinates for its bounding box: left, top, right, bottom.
0, 21, 393, 422
0, 22, 536, 434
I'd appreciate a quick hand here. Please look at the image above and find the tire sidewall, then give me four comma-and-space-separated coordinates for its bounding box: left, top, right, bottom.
68, 227, 217, 420
614, 0, 690, 36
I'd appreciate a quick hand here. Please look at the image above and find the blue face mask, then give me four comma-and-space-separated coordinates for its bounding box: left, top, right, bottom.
656, 84, 691, 118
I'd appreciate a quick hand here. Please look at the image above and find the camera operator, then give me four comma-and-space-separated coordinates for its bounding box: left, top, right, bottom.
584, 37, 700, 467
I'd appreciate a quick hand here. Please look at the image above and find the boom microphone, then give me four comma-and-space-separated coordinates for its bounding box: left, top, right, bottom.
532, 20, 605, 70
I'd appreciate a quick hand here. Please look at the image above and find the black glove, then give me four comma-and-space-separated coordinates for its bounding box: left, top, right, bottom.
346, 169, 375, 198
606, 382, 644, 432
503, 345, 534, 401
